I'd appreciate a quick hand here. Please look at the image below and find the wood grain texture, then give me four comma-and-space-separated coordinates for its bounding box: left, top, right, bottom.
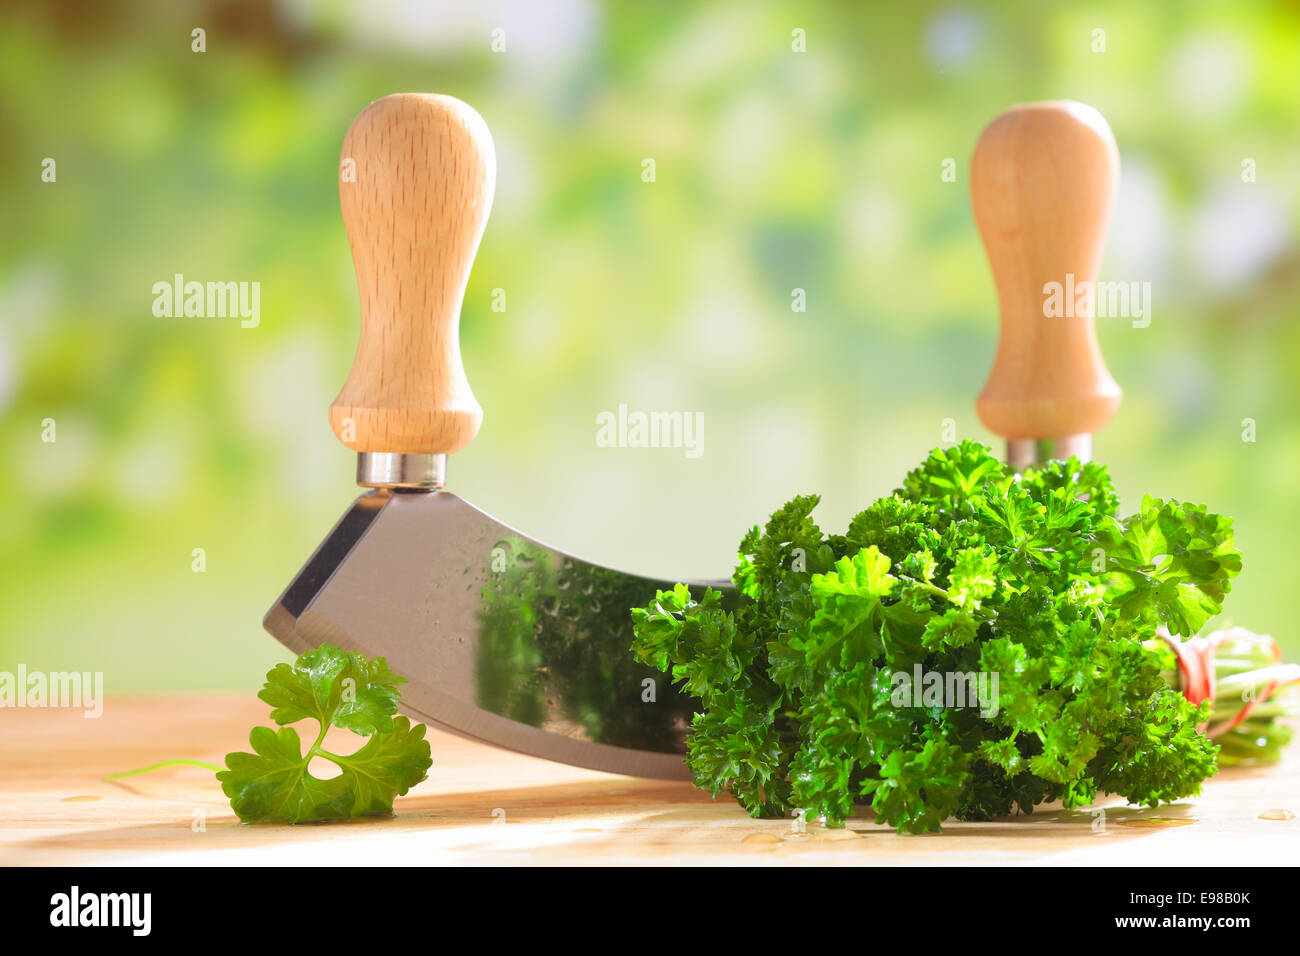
329, 93, 495, 455
1, 696, 1295, 866
972, 101, 1123, 441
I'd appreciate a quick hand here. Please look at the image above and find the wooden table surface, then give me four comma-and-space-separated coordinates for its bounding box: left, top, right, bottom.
1, 695, 1296, 866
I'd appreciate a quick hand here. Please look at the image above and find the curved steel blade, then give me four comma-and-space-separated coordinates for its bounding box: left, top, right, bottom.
265, 490, 730, 779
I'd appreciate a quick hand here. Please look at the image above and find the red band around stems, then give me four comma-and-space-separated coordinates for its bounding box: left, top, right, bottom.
1158, 627, 1281, 737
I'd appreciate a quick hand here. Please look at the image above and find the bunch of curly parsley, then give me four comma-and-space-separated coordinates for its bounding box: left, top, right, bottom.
631, 441, 1241, 833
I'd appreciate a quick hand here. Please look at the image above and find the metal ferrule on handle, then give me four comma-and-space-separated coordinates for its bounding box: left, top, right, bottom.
1005, 434, 1092, 469
357, 452, 447, 490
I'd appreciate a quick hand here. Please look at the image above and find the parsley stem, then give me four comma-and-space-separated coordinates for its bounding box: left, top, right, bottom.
300, 719, 332, 765
899, 574, 998, 620
104, 758, 222, 781
905, 577, 950, 601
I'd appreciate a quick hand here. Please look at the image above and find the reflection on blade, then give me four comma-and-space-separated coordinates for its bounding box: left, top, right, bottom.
477, 536, 701, 753
264, 490, 730, 779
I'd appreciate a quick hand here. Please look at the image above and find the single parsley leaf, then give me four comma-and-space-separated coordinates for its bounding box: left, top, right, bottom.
218, 645, 432, 823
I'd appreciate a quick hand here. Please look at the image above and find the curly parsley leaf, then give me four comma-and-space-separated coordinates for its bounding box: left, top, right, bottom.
218, 645, 432, 824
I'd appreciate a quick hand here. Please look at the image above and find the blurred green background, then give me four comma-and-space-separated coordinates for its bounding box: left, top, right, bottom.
1, 0, 1297, 693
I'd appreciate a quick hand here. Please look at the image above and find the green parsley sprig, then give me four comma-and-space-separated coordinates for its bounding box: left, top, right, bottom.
217, 645, 432, 823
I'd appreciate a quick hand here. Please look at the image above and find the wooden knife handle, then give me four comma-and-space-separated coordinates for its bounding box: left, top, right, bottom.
971, 101, 1121, 447
329, 93, 495, 455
